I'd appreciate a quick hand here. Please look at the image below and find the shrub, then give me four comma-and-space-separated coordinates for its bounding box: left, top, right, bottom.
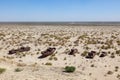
49, 56, 57, 61
116, 50, 120, 55
48, 57, 53, 60
45, 62, 52, 66
110, 53, 115, 58
64, 66, 76, 73
117, 40, 120, 45
64, 57, 67, 60
91, 64, 95, 67
54, 57, 58, 61
14, 68, 23, 72
81, 51, 88, 57
17, 63, 26, 67
117, 74, 120, 79
115, 66, 119, 72
107, 71, 113, 75
0, 68, 6, 74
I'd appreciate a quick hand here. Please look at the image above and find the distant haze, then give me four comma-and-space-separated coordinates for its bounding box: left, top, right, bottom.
0, 0, 120, 22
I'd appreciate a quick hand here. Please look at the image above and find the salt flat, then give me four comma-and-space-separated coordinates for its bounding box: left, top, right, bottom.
0, 24, 120, 80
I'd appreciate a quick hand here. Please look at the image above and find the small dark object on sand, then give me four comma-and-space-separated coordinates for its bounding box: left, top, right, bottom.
8, 46, 30, 55
8, 49, 18, 55
18, 46, 30, 52
85, 51, 96, 59
68, 49, 78, 56
99, 52, 107, 57
38, 47, 56, 58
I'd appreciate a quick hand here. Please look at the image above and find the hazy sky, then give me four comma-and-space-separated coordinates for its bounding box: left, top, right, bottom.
0, 0, 120, 22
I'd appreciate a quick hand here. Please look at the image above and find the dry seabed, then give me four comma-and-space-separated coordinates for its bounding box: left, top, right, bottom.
0, 24, 120, 80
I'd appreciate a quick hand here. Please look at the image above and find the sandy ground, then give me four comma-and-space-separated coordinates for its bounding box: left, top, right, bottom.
0, 24, 120, 80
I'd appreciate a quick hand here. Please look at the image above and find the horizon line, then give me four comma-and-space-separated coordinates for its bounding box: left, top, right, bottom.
0, 21, 120, 23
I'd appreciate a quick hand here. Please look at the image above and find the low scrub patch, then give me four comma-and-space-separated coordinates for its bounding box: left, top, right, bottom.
0, 68, 6, 74
64, 66, 76, 73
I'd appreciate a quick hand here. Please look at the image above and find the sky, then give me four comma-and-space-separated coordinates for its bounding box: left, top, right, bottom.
0, 0, 120, 22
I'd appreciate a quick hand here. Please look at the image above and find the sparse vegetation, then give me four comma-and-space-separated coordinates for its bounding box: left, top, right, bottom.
110, 53, 115, 58
91, 64, 95, 67
17, 63, 27, 67
115, 66, 119, 72
116, 50, 120, 55
107, 71, 113, 75
117, 74, 120, 79
0, 68, 6, 74
117, 40, 120, 45
1, 23, 120, 80
14, 68, 23, 72
81, 51, 88, 57
45, 62, 52, 66
48, 56, 58, 61
64, 57, 67, 60
48, 57, 53, 60
64, 66, 76, 73
53, 57, 58, 61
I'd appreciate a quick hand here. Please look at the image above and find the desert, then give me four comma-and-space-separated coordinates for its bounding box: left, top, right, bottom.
0, 24, 120, 80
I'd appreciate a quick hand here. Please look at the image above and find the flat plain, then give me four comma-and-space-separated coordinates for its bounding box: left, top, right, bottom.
0, 23, 120, 80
